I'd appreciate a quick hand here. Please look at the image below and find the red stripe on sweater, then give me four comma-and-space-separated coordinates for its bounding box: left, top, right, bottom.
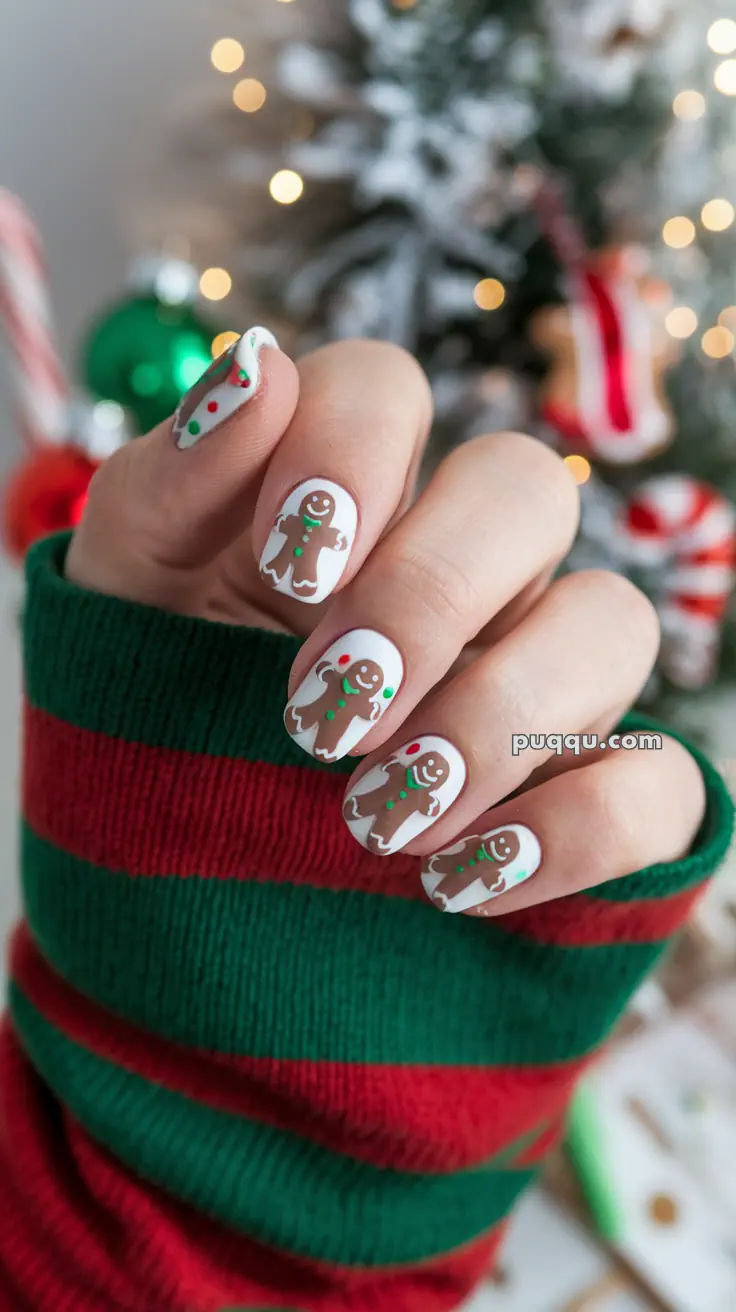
10, 924, 586, 1174
23, 702, 422, 899
497, 882, 707, 947
0, 1018, 505, 1311
23, 704, 704, 949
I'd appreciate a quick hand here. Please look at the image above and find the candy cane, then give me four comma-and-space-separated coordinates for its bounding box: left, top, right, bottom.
620, 475, 736, 689
0, 190, 68, 447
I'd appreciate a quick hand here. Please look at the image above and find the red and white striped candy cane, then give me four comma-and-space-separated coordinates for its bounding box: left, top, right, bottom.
0, 189, 68, 447
620, 475, 736, 689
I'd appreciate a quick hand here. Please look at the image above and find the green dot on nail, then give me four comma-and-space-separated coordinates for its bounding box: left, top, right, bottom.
337, 698, 347, 709
399, 790, 407, 800
383, 688, 394, 699
386, 800, 394, 810
455, 865, 464, 874
294, 547, 303, 557
188, 420, 201, 436
469, 859, 476, 867
325, 710, 335, 721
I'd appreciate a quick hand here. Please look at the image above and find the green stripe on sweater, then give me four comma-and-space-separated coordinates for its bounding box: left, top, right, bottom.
10, 986, 533, 1267
23, 824, 668, 1066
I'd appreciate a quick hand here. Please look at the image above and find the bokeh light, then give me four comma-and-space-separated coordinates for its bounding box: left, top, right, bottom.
662, 216, 696, 248
211, 39, 245, 74
564, 455, 591, 485
269, 170, 305, 204
212, 331, 241, 359
234, 78, 267, 113
701, 198, 735, 230
708, 19, 736, 54
199, 268, 233, 301
701, 326, 735, 358
665, 307, 698, 339
473, 278, 506, 310
672, 90, 706, 121
714, 60, 736, 95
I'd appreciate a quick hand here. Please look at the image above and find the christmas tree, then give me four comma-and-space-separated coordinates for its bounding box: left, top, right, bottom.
198, 0, 736, 732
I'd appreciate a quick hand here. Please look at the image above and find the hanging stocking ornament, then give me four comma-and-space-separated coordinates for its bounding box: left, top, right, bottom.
0, 190, 101, 559
619, 475, 736, 689
529, 176, 679, 465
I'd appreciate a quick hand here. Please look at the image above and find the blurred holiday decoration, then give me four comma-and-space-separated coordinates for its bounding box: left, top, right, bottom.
81, 256, 218, 436
620, 475, 736, 688
0, 190, 116, 559
183, 0, 736, 726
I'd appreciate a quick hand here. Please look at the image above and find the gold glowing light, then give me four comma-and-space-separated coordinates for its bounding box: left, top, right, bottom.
708, 19, 736, 54
211, 38, 245, 73
473, 278, 506, 311
719, 306, 736, 328
702, 198, 735, 231
662, 216, 696, 248
269, 169, 304, 204
233, 78, 267, 113
393, 0, 419, 7
665, 306, 698, 339
702, 326, 735, 358
212, 331, 240, 359
564, 455, 591, 485
714, 59, 736, 94
672, 90, 706, 121
199, 268, 233, 301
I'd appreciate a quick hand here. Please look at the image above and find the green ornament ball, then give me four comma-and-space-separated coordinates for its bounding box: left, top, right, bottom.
81, 293, 218, 436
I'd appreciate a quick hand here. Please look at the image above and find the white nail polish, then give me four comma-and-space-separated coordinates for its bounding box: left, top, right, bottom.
173, 326, 278, 450
259, 479, 357, 605
285, 630, 404, 763
421, 824, 542, 915
343, 736, 467, 857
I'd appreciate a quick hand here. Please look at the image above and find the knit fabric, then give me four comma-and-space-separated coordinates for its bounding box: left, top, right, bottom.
0, 531, 733, 1312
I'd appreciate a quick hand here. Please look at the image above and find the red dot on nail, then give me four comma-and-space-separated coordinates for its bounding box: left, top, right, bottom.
338, 654, 351, 665
208, 401, 219, 413
406, 743, 421, 755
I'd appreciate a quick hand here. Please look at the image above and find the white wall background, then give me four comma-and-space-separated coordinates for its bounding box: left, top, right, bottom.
0, 0, 243, 963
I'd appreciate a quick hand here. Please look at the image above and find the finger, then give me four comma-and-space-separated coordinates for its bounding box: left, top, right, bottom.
253, 339, 433, 607
284, 434, 578, 762
342, 570, 659, 856
421, 731, 706, 917
67, 328, 299, 610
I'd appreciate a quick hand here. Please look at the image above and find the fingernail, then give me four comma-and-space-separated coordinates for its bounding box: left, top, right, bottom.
173, 326, 278, 450
259, 479, 358, 605
421, 824, 542, 915
285, 629, 404, 763
343, 736, 466, 856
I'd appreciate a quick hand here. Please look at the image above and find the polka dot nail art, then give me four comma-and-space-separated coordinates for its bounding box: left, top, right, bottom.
173, 326, 278, 450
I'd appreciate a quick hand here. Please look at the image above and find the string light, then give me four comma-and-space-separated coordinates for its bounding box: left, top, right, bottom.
473, 278, 506, 310
701, 198, 735, 231
719, 306, 736, 329
212, 331, 240, 359
714, 59, 736, 94
672, 90, 706, 121
269, 169, 304, 204
211, 38, 245, 73
234, 78, 267, 113
662, 216, 696, 248
199, 268, 233, 301
564, 455, 591, 485
701, 326, 735, 358
708, 19, 736, 54
665, 306, 698, 339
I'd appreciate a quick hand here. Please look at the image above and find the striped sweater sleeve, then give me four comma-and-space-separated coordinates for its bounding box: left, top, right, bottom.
0, 531, 732, 1312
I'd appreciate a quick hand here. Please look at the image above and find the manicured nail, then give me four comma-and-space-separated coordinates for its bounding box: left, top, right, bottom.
343, 736, 467, 856
259, 479, 357, 605
285, 629, 404, 763
173, 326, 278, 450
421, 824, 542, 915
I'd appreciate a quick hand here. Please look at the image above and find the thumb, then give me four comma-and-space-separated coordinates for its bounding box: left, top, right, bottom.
67, 327, 299, 610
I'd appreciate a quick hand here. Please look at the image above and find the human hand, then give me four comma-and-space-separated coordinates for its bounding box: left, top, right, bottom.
67, 330, 705, 916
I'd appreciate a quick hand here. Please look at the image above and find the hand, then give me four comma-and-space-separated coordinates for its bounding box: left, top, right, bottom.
68, 329, 706, 915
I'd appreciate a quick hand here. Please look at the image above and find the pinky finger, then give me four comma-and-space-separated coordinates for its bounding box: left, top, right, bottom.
421, 732, 707, 917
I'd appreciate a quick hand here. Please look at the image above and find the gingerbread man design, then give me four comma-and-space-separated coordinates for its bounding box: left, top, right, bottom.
262, 490, 348, 600
428, 829, 521, 907
285, 658, 387, 761
344, 750, 451, 855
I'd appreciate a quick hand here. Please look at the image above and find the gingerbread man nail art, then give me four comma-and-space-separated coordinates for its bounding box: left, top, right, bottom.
343, 736, 467, 856
173, 326, 277, 449
421, 824, 542, 915
285, 630, 404, 762
259, 478, 358, 605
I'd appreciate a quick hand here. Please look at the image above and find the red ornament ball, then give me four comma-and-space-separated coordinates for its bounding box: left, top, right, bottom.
2, 446, 99, 561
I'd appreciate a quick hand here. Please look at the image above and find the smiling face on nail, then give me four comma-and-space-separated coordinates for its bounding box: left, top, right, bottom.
348, 660, 383, 693
483, 830, 521, 867
302, 492, 335, 521
409, 753, 451, 789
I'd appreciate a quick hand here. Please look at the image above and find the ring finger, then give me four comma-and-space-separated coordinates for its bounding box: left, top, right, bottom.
341, 569, 660, 856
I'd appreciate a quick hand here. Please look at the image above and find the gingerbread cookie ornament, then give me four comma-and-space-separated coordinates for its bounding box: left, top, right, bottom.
343, 736, 467, 856
259, 478, 358, 605
422, 823, 542, 915
285, 629, 405, 762
173, 326, 278, 450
